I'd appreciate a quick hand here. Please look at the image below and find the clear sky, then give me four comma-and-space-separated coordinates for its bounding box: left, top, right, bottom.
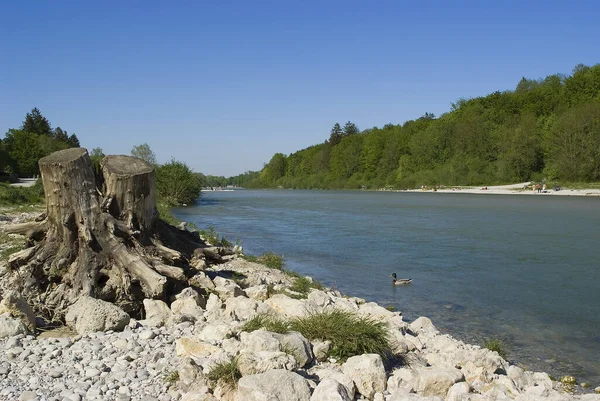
1, 1, 598, 176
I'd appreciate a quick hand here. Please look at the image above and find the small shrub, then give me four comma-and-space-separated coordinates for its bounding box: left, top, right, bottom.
241, 254, 258, 263
385, 305, 396, 311
0, 181, 44, 206
290, 310, 390, 361
164, 370, 179, 385
198, 225, 232, 247
288, 276, 324, 297
258, 252, 284, 269
484, 337, 509, 359
206, 358, 242, 388
242, 314, 289, 334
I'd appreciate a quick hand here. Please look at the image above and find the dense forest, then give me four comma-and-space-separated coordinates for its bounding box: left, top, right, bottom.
228, 63, 600, 189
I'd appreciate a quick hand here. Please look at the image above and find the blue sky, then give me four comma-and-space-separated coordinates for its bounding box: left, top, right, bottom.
1, 1, 598, 176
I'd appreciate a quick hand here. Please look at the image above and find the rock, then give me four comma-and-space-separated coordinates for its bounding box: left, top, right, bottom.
205, 293, 223, 311
171, 297, 204, 322
213, 277, 245, 299
0, 291, 36, 331
189, 272, 215, 290
310, 378, 352, 401
175, 287, 201, 303
142, 299, 173, 327
235, 369, 311, 401
265, 294, 308, 318
387, 368, 415, 395
224, 297, 258, 321
595, 386, 600, 394
307, 290, 334, 310
413, 367, 464, 398
274, 331, 313, 367
0, 314, 28, 338
446, 382, 471, 401
198, 322, 232, 343
358, 302, 396, 322
176, 338, 221, 359
409, 316, 439, 336
65, 296, 130, 334
244, 285, 269, 301
240, 330, 281, 352
311, 368, 356, 399
507, 365, 532, 389
237, 351, 298, 375
19, 391, 37, 401
312, 340, 332, 361
342, 354, 386, 400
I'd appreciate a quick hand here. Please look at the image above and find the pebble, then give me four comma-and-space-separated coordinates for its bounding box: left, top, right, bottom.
0, 325, 181, 401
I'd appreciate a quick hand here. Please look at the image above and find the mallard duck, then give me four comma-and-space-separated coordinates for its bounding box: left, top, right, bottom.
390, 273, 412, 285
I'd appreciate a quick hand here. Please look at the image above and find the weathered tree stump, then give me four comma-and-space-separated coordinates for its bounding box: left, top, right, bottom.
3, 148, 218, 321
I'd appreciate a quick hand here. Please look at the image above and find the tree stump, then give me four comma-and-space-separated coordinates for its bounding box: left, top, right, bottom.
3, 148, 218, 321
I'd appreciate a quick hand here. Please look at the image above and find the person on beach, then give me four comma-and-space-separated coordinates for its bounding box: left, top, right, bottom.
542, 183, 547, 192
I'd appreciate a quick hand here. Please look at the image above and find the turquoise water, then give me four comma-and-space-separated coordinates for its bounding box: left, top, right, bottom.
173, 190, 600, 384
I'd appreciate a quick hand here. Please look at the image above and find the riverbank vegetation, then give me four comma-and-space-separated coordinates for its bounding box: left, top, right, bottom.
227, 63, 600, 189
242, 310, 391, 362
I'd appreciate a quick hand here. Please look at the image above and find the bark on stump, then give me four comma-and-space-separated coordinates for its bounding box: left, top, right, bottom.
3, 148, 222, 321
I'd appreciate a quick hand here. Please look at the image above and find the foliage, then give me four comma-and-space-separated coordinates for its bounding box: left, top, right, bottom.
288, 275, 324, 297
163, 370, 179, 385
0, 181, 44, 205
155, 159, 202, 206
2, 108, 80, 176
131, 143, 157, 165
198, 225, 232, 247
227, 63, 600, 189
483, 337, 509, 359
206, 358, 242, 388
242, 252, 284, 269
289, 310, 390, 361
241, 314, 290, 334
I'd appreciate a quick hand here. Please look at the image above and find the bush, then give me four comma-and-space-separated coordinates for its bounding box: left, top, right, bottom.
484, 337, 509, 359
290, 310, 390, 361
198, 225, 232, 247
288, 276, 324, 297
155, 159, 202, 206
0, 181, 44, 205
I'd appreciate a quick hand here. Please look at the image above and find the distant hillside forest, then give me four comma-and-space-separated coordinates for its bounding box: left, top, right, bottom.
227, 63, 600, 189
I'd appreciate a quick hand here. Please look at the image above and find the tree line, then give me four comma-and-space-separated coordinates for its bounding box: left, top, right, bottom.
0, 110, 203, 207
229, 63, 600, 189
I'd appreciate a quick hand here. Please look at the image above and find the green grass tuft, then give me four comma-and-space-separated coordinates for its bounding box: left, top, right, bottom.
206, 358, 242, 388
242, 314, 289, 334
164, 370, 179, 385
484, 337, 509, 359
288, 276, 324, 298
242, 252, 285, 269
289, 309, 390, 361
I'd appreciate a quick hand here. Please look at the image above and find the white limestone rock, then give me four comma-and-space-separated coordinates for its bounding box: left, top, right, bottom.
224, 296, 258, 321
237, 350, 298, 375
244, 285, 269, 301
310, 378, 352, 401
413, 367, 465, 398
342, 354, 386, 400
235, 369, 311, 401
0, 314, 28, 338
0, 291, 36, 331
65, 296, 130, 334
265, 294, 309, 318
142, 299, 173, 327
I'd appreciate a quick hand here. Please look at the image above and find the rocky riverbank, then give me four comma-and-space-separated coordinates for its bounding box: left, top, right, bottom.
1, 212, 599, 401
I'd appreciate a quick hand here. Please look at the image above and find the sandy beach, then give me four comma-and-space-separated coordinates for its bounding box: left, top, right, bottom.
405, 182, 600, 197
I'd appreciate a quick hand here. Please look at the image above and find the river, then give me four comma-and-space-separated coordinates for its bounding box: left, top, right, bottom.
173, 190, 600, 384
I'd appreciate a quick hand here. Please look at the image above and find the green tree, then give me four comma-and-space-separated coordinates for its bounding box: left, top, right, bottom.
131, 143, 157, 164
343, 121, 360, 136
329, 123, 343, 145
22, 108, 52, 136
155, 159, 202, 206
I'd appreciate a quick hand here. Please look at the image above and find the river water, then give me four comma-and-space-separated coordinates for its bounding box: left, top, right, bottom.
173, 190, 600, 384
